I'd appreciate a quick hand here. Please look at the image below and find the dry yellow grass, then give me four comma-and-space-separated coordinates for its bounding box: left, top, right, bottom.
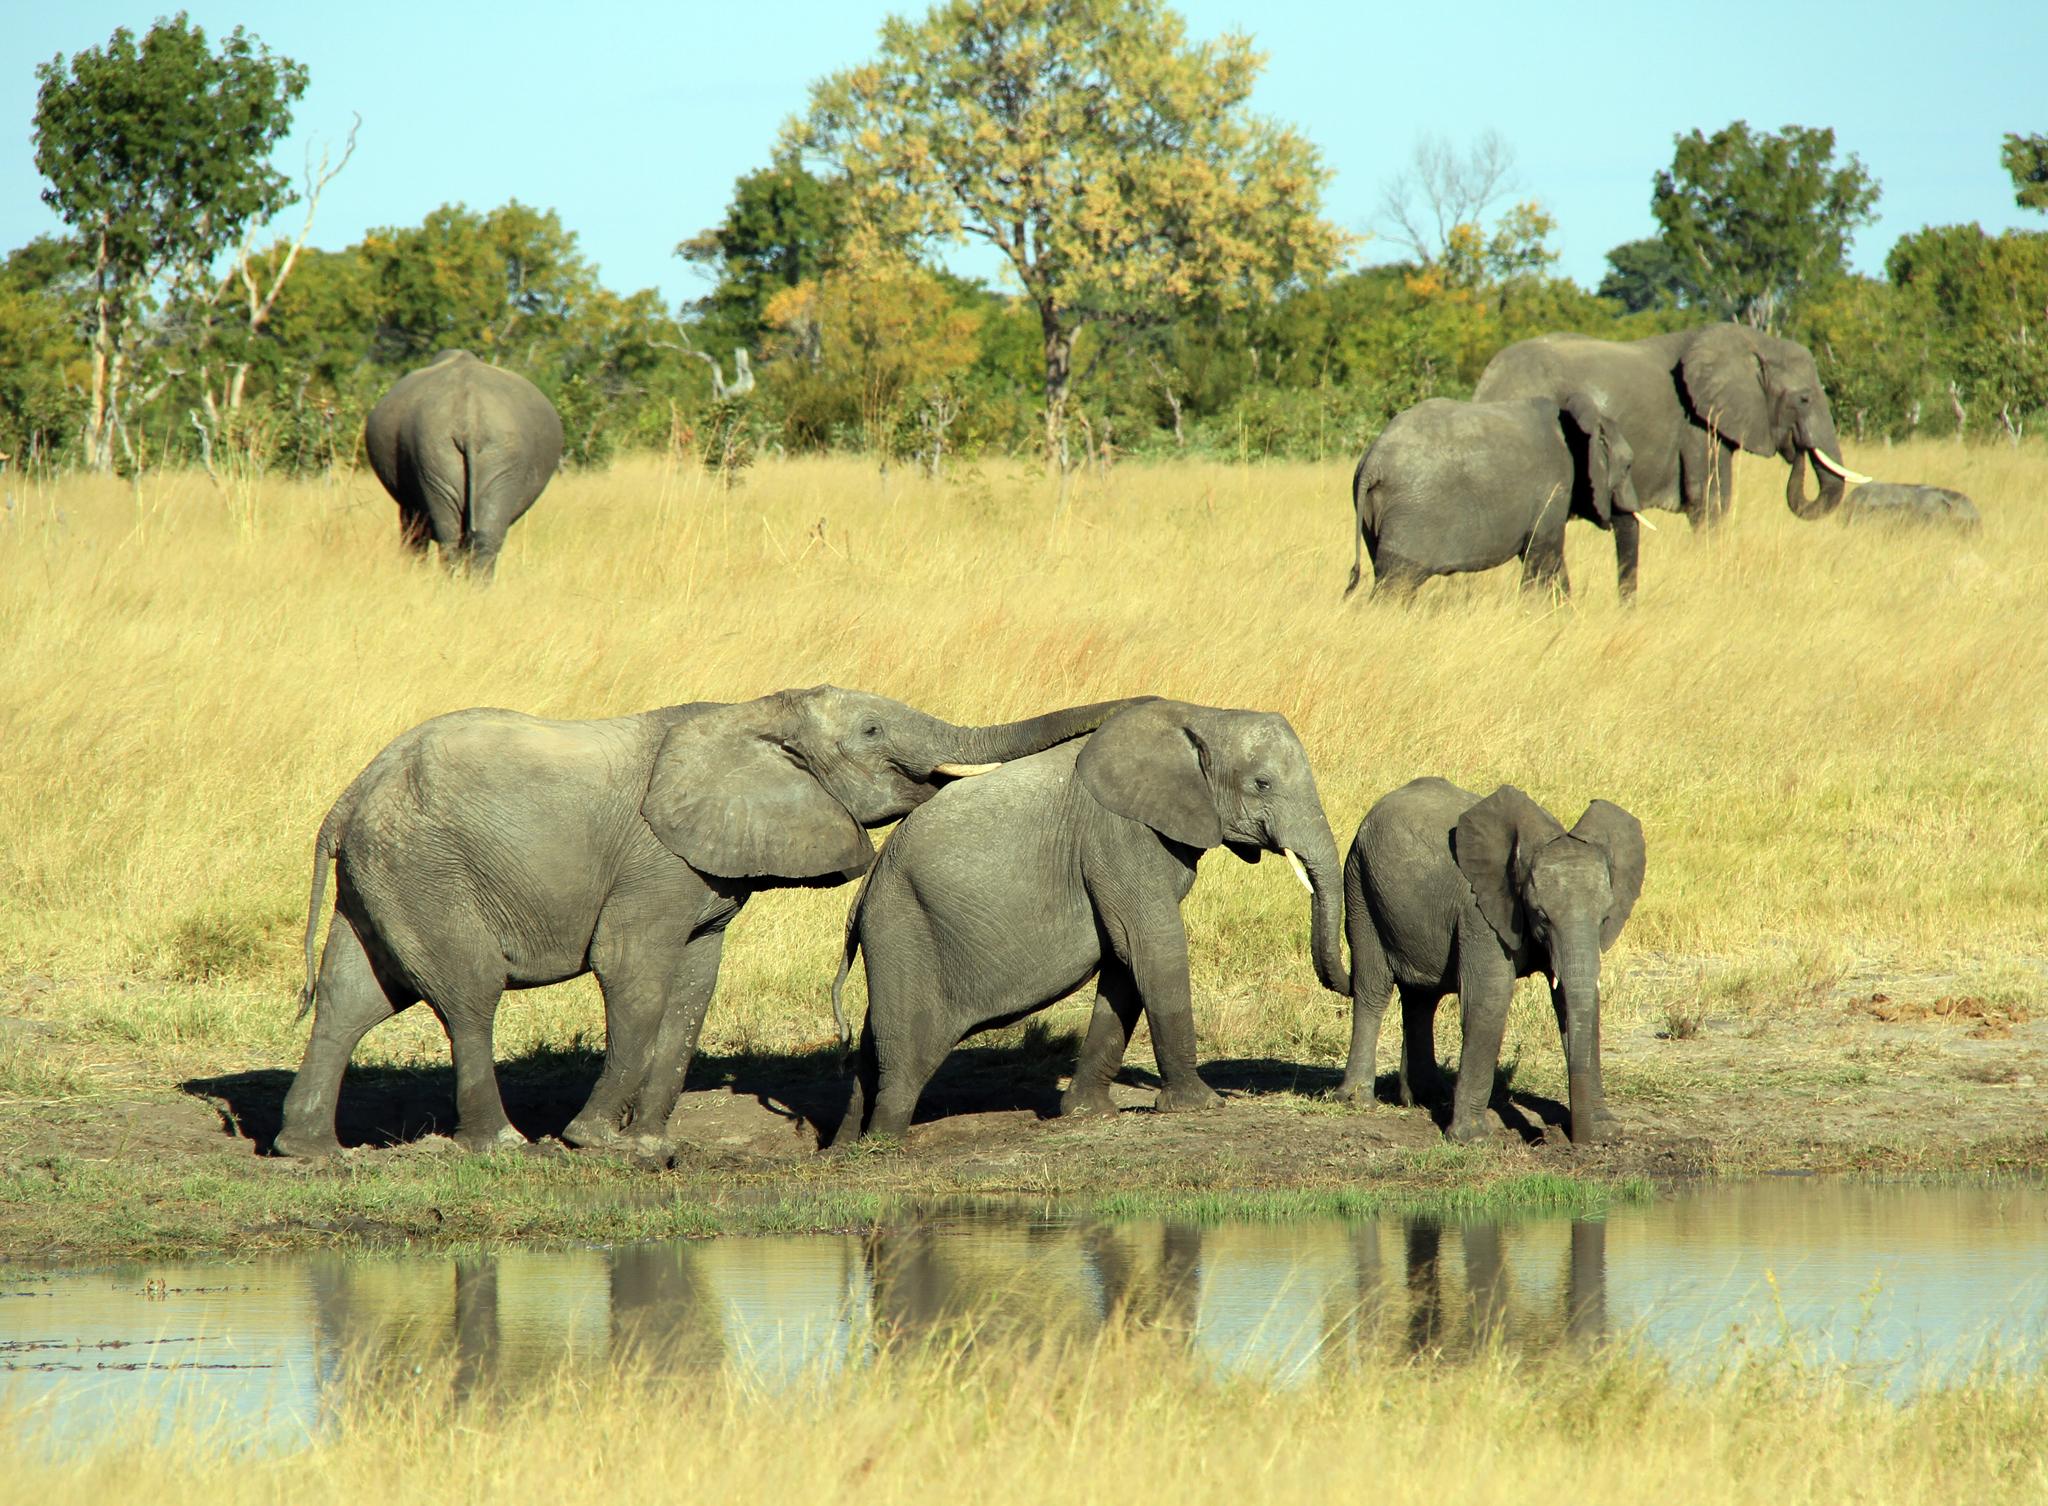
2, 1329, 2042, 1505
1, 441, 2043, 1078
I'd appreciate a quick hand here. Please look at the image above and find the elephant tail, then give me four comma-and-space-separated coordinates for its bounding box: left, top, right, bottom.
298, 807, 345, 1020
829, 867, 875, 1055
1345, 453, 1373, 598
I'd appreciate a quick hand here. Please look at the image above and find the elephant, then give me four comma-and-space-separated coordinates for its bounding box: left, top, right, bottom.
829, 698, 1350, 1146
1844, 481, 1980, 530
363, 350, 564, 577
1474, 324, 1872, 593
274, 686, 1137, 1160
1344, 393, 1637, 600
1338, 779, 1644, 1145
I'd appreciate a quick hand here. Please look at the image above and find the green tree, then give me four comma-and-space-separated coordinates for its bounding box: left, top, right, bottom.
679, 158, 851, 351
1650, 121, 1879, 332
33, 14, 307, 470
2003, 133, 2048, 212
1886, 223, 2048, 435
790, 0, 1345, 463
1597, 237, 1695, 314
0, 237, 91, 465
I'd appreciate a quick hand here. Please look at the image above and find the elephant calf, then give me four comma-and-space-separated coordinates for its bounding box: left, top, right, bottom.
1339, 779, 1644, 1145
831, 699, 1350, 1145
364, 349, 564, 577
1843, 482, 1980, 530
1346, 394, 1637, 601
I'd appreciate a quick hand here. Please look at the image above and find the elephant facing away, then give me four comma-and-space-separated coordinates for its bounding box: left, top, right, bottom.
364, 350, 564, 577
830, 699, 1351, 1146
1339, 780, 1644, 1145
276, 686, 1139, 1159
1345, 393, 1637, 600
1474, 325, 1872, 589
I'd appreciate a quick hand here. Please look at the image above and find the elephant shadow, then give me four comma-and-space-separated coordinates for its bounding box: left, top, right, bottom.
1193, 1057, 1568, 1145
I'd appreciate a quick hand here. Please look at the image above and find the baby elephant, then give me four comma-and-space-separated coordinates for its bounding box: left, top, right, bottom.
1339, 779, 1644, 1144
831, 699, 1350, 1146
1346, 393, 1637, 600
1843, 482, 1980, 530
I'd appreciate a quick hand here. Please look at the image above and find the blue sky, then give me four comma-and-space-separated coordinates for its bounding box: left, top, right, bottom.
5, 1, 2043, 307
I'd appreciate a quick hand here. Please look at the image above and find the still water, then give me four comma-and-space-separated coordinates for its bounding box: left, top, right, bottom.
3, 1180, 2043, 1451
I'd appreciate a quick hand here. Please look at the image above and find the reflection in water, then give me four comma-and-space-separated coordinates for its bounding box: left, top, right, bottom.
3, 1180, 2044, 1454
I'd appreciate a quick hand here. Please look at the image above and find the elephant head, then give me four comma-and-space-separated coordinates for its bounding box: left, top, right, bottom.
1678, 325, 1866, 519
1562, 392, 1638, 525
643, 687, 1138, 883
1454, 787, 1644, 1144
1075, 700, 1349, 997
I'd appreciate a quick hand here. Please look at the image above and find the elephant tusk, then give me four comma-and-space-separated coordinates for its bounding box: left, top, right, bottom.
1282, 848, 1314, 894
933, 761, 1002, 778
1635, 513, 1659, 532
1810, 449, 1873, 486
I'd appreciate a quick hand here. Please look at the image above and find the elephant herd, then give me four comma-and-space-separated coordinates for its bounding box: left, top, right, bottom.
1347, 324, 1979, 601
278, 687, 1642, 1158
296, 318, 1980, 1161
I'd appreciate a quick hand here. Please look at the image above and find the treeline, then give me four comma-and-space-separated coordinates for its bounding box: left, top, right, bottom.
3, 12, 2044, 476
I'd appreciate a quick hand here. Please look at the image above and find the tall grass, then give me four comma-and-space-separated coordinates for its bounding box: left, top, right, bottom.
2, 441, 2043, 1078
2, 1328, 2042, 1504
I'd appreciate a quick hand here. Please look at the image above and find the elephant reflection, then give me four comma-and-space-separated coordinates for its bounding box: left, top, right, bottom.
1373, 1216, 1608, 1359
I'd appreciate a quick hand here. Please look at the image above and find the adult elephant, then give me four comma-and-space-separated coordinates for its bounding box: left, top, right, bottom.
275, 686, 1139, 1160
363, 350, 564, 577
830, 699, 1350, 1145
1474, 325, 1870, 593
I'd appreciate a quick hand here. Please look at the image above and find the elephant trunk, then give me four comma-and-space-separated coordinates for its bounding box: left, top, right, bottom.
1554, 941, 1602, 1145
1273, 811, 1348, 997
1787, 405, 1851, 520
922, 698, 1146, 771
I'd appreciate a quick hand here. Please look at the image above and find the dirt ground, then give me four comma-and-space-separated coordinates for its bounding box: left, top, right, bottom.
3, 958, 2044, 1251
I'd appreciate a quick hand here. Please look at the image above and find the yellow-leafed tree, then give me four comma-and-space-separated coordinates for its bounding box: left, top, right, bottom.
788, 0, 1344, 465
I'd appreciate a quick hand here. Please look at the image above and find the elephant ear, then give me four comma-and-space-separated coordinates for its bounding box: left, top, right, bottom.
1561, 392, 1612, 523
1570, 800, 1646, 951
1679, 325, 1775, 455
642, 709, 873, 882
1454, 786, 1566, 951
1075, 701, 1225, 851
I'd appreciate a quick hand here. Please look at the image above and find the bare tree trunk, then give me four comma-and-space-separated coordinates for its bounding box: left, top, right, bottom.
86, 228, 115, 473
1042, 309, 1073, 475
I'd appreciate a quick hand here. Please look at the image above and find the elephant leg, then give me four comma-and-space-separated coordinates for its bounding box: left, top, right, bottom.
830, 1024, 880, 1150
1396, 984, 1443, 1109
1062, 961, 1141, 1117
396, 504, 434, 556
1448, 944, 1514, 1142
563, 941, 676, 1151
1106, 904, 1216, 1114
1370, 551, 1430, 601
640, 931, 730, 1143
1612, 511, 1641, 602
1519, 529, 1569, 596
1337, 899, 1395, 1103
275, 913, 410, 1158
865, 1026, 959, 1142
417, 950, 518, 1152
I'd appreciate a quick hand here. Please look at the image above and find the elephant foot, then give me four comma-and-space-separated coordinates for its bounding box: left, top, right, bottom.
1569, 1111, 1622, 1147
1155, 1082, 1222, 1114
1331, 1078, 1378, 1107
270, 1127, 342, 1161
561, 1112, 626, 1151
453, 1124, 528, 1155
1059, 1085, 1120, 1118
1445, 1113, 1495, 1144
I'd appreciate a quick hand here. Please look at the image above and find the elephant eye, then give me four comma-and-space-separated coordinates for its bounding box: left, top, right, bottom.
863, 724, 881, 738
1253, 777, 1272, 793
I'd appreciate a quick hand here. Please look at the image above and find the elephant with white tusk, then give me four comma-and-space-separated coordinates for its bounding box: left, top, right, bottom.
276, 686, 1144, 1159
1475, 324, 1868, 591
829, 699, 1349, 1147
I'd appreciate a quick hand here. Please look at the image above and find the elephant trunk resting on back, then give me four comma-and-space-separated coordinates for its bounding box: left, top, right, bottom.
830, 698, 1350, 1146
364, 349, 564, 577
276, 686, 1143, 1160
1346, 393, 1638, 600
1474, 324, 1871, 541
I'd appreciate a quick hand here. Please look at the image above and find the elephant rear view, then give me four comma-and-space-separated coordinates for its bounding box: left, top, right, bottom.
1347, 394, 1636, 601
364, 350, 564, 577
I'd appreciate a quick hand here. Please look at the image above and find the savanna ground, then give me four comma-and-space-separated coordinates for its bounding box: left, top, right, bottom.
0, 438, 2044, 1258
